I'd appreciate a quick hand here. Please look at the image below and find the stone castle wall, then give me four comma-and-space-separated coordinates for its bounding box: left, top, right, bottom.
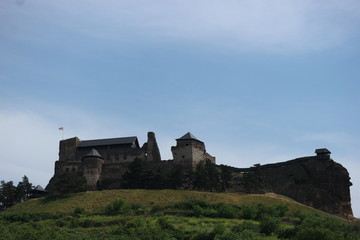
48, 131, 215, 191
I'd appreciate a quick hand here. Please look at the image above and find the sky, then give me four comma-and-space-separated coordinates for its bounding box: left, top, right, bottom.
1, 0, 360, 216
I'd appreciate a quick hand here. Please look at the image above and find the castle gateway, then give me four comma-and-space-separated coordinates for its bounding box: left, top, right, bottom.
46, 132, 215, 192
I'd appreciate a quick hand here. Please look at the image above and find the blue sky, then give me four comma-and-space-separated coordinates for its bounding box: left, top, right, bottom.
1, 0, 360, 217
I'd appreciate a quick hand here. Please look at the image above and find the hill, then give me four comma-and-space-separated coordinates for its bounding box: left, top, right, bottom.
4, 189, 333, 215
1, 189, 359, 240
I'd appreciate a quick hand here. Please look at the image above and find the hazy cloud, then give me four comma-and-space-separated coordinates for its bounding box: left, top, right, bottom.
15, 0, 358, 53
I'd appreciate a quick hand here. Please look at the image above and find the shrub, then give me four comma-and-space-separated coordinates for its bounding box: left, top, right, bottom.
273, 204, 289, 217
294, 227, 337, 240
104, 199, 130, 215
157, 217, 175, 230
260, 216, 281, 236
73, 207, 85, 216
278, 228, 297, 239
240, 205, 257, 220
214, 203, 239, 218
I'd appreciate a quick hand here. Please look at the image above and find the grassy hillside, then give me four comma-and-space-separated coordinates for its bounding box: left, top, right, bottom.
1, 190, 359, 240
7, 189, 322, 214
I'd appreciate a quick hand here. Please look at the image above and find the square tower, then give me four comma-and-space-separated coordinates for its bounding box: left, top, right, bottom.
171, 132, 215, 170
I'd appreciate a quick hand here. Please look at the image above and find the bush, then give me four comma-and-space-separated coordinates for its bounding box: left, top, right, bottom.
73, 207, 85, 216
278, 228, 297, 239
105, 199, 130, 215
260, 216, 281, 236
273, 204, 288, 217
157, 217, 175, 230
240, 205, 257, 220
214, 203, 239, 218
295, 227, 337, 240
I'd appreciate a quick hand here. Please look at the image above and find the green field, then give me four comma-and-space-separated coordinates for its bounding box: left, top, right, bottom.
1, 190, 359, 240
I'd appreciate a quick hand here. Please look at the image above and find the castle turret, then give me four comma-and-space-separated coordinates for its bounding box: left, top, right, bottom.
171, 132, 215, 170
315, 148, 331, 160
82, 149, 104, 190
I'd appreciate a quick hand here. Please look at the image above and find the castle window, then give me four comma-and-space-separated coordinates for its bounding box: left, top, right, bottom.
182, 155, 185, 158
72, 167, 75, 172
66, 168, 69, 172
123, 154, 128, 160
115, 154, 119, 161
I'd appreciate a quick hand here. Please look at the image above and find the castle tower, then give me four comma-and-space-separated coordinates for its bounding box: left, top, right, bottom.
82, 149, 104, 190
171, 132, 215, 170
315, 148, 331, 160
144, 132, 161, 162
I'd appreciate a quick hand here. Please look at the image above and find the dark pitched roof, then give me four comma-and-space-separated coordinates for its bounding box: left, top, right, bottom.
34, 185, 45, 191
78, 136, 140, 148
315, 148, 331, 155
32, 185, 48, 193
84, 149, 103, 159
176, 132, 204, 143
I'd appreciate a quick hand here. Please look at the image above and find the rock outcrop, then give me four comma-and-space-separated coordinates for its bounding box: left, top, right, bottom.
234, 156, 353, 219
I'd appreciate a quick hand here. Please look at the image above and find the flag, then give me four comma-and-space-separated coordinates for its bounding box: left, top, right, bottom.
58, 127, 64, 130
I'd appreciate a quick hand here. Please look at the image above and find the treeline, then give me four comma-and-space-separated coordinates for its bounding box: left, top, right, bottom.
121, 158, 233, 192
0, 176, 32, 211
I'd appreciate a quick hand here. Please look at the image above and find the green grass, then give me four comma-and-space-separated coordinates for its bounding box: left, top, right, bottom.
2, 189, 359, 240
7, 189, 328, 216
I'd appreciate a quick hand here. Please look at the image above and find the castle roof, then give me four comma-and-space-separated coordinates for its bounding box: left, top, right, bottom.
84, 149, 103, 159
79, 137, 140, 148
315, 148, 331, 155
31, 185, 48, 193
176, 132, 204, 143
34, 185, 46, 191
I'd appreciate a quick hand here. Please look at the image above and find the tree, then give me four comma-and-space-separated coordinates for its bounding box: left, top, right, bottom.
193, 160, 221, 192
16, 175, 33, 202
122, 158, 170, 189
0, 181, 17, 211
168, 164, 186, 189
219, 164, 233, 192
243, 164, 263, 193
0, 175, 33, 211
53, 173, 86, 195
122, 158, 150, 189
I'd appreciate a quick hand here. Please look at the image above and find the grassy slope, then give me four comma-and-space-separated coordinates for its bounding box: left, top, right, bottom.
3, 190, 359, 240
7, 189, 333, 217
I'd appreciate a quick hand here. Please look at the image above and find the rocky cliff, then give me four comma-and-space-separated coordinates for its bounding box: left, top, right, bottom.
234, 156, 353, 219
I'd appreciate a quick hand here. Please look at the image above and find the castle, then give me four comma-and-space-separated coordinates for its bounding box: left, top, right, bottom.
45, 131, 354, 218
47, 132, 215, 191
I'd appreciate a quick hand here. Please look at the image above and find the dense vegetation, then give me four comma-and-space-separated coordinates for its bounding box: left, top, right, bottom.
1, 190, 359, 240
0, 176, 32, 211
121, 158, 233, 192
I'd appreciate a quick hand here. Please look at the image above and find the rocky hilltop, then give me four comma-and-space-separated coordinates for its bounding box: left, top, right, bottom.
233, 156, 353, 219
46, 132, 354, 219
